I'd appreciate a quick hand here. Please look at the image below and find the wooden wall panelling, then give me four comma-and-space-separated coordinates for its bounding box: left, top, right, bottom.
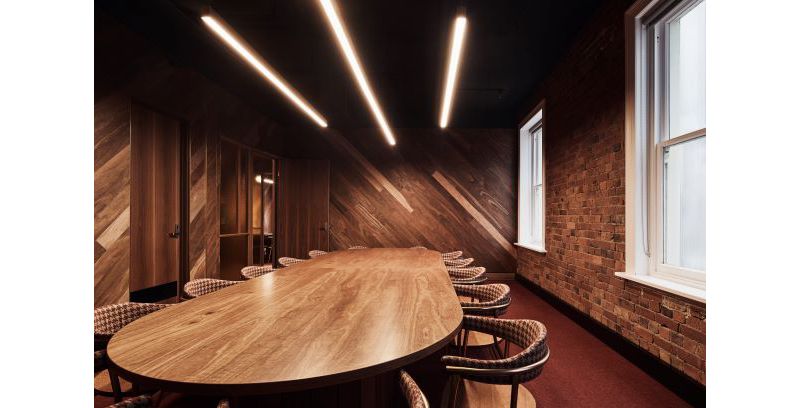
95, 96, 132, 306
95, 12, 289, 304
307, 128, 517, 273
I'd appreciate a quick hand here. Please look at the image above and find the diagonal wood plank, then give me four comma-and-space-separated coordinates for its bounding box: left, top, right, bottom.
326, 130, 414, 213
96, 206, 131, 250
432, 171, 515, 255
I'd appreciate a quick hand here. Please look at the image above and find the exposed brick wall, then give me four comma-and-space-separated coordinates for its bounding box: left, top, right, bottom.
515, 0, 706, 384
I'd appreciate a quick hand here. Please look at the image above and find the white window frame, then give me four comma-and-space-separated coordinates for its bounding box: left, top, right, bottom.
517, 102, 546, 253
617, 0, 706, 302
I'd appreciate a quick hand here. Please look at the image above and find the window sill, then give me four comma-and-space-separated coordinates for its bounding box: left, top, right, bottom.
614, 272, 706, 303
515, 242, 547, 254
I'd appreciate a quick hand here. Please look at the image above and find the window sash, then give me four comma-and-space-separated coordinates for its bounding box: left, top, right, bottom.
653, 130, 705, 286
530, 125, 543, 247
518, 110, 544, 249
644, 0, 705, 287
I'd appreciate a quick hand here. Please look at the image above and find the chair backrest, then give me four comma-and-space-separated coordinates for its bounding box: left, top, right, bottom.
278, 257, 306, 267
447, 266, 486, 279
441, 250, 463, 260
241, 265, 274, 280
399, 370, 429, 408
443, 315, 549, 383
183, 278, 239, 299
453, 284, 511, 316
308, 249, 328, 258
94, 302, 170, 343
444, 257, 474, 267
454, 283, 510, 304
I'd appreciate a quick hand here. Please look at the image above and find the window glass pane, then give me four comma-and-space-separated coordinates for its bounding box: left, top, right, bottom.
668, 1, 705, 138
663, 136, 705, 270
533, 185, 543, 245
533, 128, 543, 185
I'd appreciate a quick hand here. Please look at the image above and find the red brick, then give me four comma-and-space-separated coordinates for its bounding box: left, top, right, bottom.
513, 0, 706, 385
679, 324, 706, 344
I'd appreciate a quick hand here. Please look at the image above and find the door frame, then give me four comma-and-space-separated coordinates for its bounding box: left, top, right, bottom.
219, 137, 282, 269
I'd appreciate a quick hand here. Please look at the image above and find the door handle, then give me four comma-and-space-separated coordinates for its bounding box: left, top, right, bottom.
168, 224, 181, 238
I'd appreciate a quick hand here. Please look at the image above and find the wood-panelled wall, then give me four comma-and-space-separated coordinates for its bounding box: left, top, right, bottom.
293, 128, 517, 273
94, 12, 286, 306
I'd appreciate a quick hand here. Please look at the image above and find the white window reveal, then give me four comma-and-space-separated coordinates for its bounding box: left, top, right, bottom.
517, 106, 545, 253
619, 0, 706, 302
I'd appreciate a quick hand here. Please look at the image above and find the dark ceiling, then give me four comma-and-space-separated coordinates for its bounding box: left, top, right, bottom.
97, 0, 604, 129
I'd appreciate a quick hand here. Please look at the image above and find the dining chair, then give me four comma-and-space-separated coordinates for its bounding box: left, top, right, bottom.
104, 394, 230, 408
453, 283, 512, 352
183, 278, 239, 299
399, 370, 430, 408
444, 316, 549, 408
348, 245, 369, 249
94, 302, 171, 400
441, 250, 464, 260
444, 257, 475, 267
278, 256, 306, 267
453, 284, 511, 317
241, 264, 274, 280
104, 394, 153, 408
309, 249, 328, 258
448, 266, 488, 285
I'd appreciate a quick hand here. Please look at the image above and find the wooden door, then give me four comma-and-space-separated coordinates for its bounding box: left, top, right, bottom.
130, 103, 183, 295
277, 159, 330, 258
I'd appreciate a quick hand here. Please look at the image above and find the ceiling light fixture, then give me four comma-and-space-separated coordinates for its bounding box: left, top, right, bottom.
439, 15, 467, 128
318, 0, 396, 146
201, 8, 328, 128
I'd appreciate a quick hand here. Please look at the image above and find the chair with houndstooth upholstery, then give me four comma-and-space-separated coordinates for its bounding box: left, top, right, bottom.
399, 370, 430, 408
453, 283, 512, 351
454, 284, 511, 317
444, 316, 549, 408
94, 302, 171, 401
448, 266, 488, 285
183, 278, 239, 299
103, 394, 230, 408
278, 256, 306, 267
308, 249, 328, 258
441, 250, 463, 260
241, 264, 275, 280
444, 257, 474, 268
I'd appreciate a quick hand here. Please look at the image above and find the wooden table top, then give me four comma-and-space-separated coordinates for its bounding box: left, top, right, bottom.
107, 248, 463, 396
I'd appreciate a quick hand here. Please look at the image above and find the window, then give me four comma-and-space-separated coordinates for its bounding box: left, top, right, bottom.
518, 106, 545, 252
620, 0, 706, 300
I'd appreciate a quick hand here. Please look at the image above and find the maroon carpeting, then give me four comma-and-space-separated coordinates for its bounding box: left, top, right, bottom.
95, 281, 692, 407
499, 281, 691, 408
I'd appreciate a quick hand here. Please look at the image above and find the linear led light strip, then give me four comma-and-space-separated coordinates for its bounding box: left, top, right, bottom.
439, 16, 467, 128
201, 9, 328, 128
318, 0, 396, 146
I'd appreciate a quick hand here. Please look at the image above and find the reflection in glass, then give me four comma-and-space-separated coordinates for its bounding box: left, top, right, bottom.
668, 1, 706, 138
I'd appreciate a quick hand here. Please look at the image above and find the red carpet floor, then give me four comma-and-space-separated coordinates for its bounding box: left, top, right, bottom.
95, 281, 694, 407
499, 281, 691, 408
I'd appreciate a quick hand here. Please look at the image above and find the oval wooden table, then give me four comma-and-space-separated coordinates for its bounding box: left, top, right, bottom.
107, 248, 463, 405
